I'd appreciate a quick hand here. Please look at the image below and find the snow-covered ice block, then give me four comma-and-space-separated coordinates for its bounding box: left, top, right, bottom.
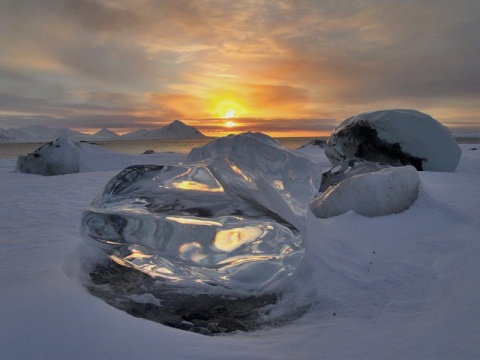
16, 137, 80, 175
310, 165, 420, 218
325, 109, 461, 172
15, 137, 164, 175
82, 133, 322, 293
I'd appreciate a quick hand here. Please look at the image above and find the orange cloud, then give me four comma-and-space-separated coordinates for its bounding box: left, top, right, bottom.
1, 1, 478, 135
147, 82, 311, 122
147, 92, 207, 119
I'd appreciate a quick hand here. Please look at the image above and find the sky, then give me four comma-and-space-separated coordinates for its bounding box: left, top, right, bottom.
0, 0, 479, 137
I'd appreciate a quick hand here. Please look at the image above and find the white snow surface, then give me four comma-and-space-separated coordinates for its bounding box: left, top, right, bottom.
310, 165, 420, 218
1, 144, 479, 359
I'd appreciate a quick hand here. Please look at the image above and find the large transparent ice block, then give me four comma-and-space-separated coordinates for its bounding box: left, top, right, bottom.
81, 133, 322, 293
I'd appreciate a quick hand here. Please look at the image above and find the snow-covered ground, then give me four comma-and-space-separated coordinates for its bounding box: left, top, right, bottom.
1, 144, 479, 359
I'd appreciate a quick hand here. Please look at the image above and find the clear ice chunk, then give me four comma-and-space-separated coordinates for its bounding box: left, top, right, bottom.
320, 158, 391, 192
188, 132, 322, 230
81, 133, 322, 293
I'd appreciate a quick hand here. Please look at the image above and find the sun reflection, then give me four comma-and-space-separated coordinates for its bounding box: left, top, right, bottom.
171, 180, 223, 192
178, 242, 208, 263
214, 226, 262, 252
166, 216, 223, 227
225, 158, 254, 184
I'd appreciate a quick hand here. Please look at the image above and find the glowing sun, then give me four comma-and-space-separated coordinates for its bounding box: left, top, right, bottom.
212, 99, 248, 119
223, 108, 237, 118
225, 120, 236, 128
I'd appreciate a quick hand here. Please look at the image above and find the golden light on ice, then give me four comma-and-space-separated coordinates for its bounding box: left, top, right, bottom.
225, 120, 236, 128
214, 226, 262, 252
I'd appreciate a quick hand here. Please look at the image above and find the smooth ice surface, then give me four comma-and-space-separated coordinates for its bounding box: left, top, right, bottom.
1, 142, 480, 359
81, 133, 322, 293
325, 109, 462, 171
311, 165, 420, 218
188, 132, 322, 229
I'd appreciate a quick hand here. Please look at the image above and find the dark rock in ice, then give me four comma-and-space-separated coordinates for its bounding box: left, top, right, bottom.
16, 137, 80, 176
206, 322, 220, 333
320, 158, 391, 192
218, 317, 247, 332
183, 312, 211, 321
176, 320, 194, 331
85, 259, 288, 335
325, 109, 461, 172
191, 319, 209, 328
143, 149, 155, 154
311, 165, 420, 218
125, 302, 182, 327
190, 327, 213, 336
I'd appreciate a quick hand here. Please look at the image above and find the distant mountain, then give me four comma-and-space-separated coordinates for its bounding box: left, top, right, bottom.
121, 129, 149, 140
0, 125, 90, 142
15, 125, 53, 140
121, 120, 206, 140
92, 128, 119, 140
0, 120, 205, 142
0, 129, 12, 142
159, 120, 206, 139
52, 127, 88, 140
0, 125, 88, 142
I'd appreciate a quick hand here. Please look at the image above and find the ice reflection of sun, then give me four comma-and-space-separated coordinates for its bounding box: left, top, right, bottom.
225, 120, 236, 128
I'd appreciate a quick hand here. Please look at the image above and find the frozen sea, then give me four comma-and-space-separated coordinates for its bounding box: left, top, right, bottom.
0, 137, 321, 159
0, 139, 479, 359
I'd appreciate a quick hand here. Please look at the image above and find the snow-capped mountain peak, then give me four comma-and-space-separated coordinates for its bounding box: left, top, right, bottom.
121, 120, 206, 140
93, 128, 119, 139
0, 120, 205, 142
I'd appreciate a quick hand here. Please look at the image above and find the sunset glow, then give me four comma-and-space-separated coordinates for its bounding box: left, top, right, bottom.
223, 109, 237, 119
212, 99, 249, 120
0, 1, 478, 136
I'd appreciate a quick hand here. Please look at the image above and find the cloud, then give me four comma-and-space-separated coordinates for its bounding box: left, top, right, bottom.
146, 92, 207, 119
0, 0, 478, 134
235, 84, 311, 117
